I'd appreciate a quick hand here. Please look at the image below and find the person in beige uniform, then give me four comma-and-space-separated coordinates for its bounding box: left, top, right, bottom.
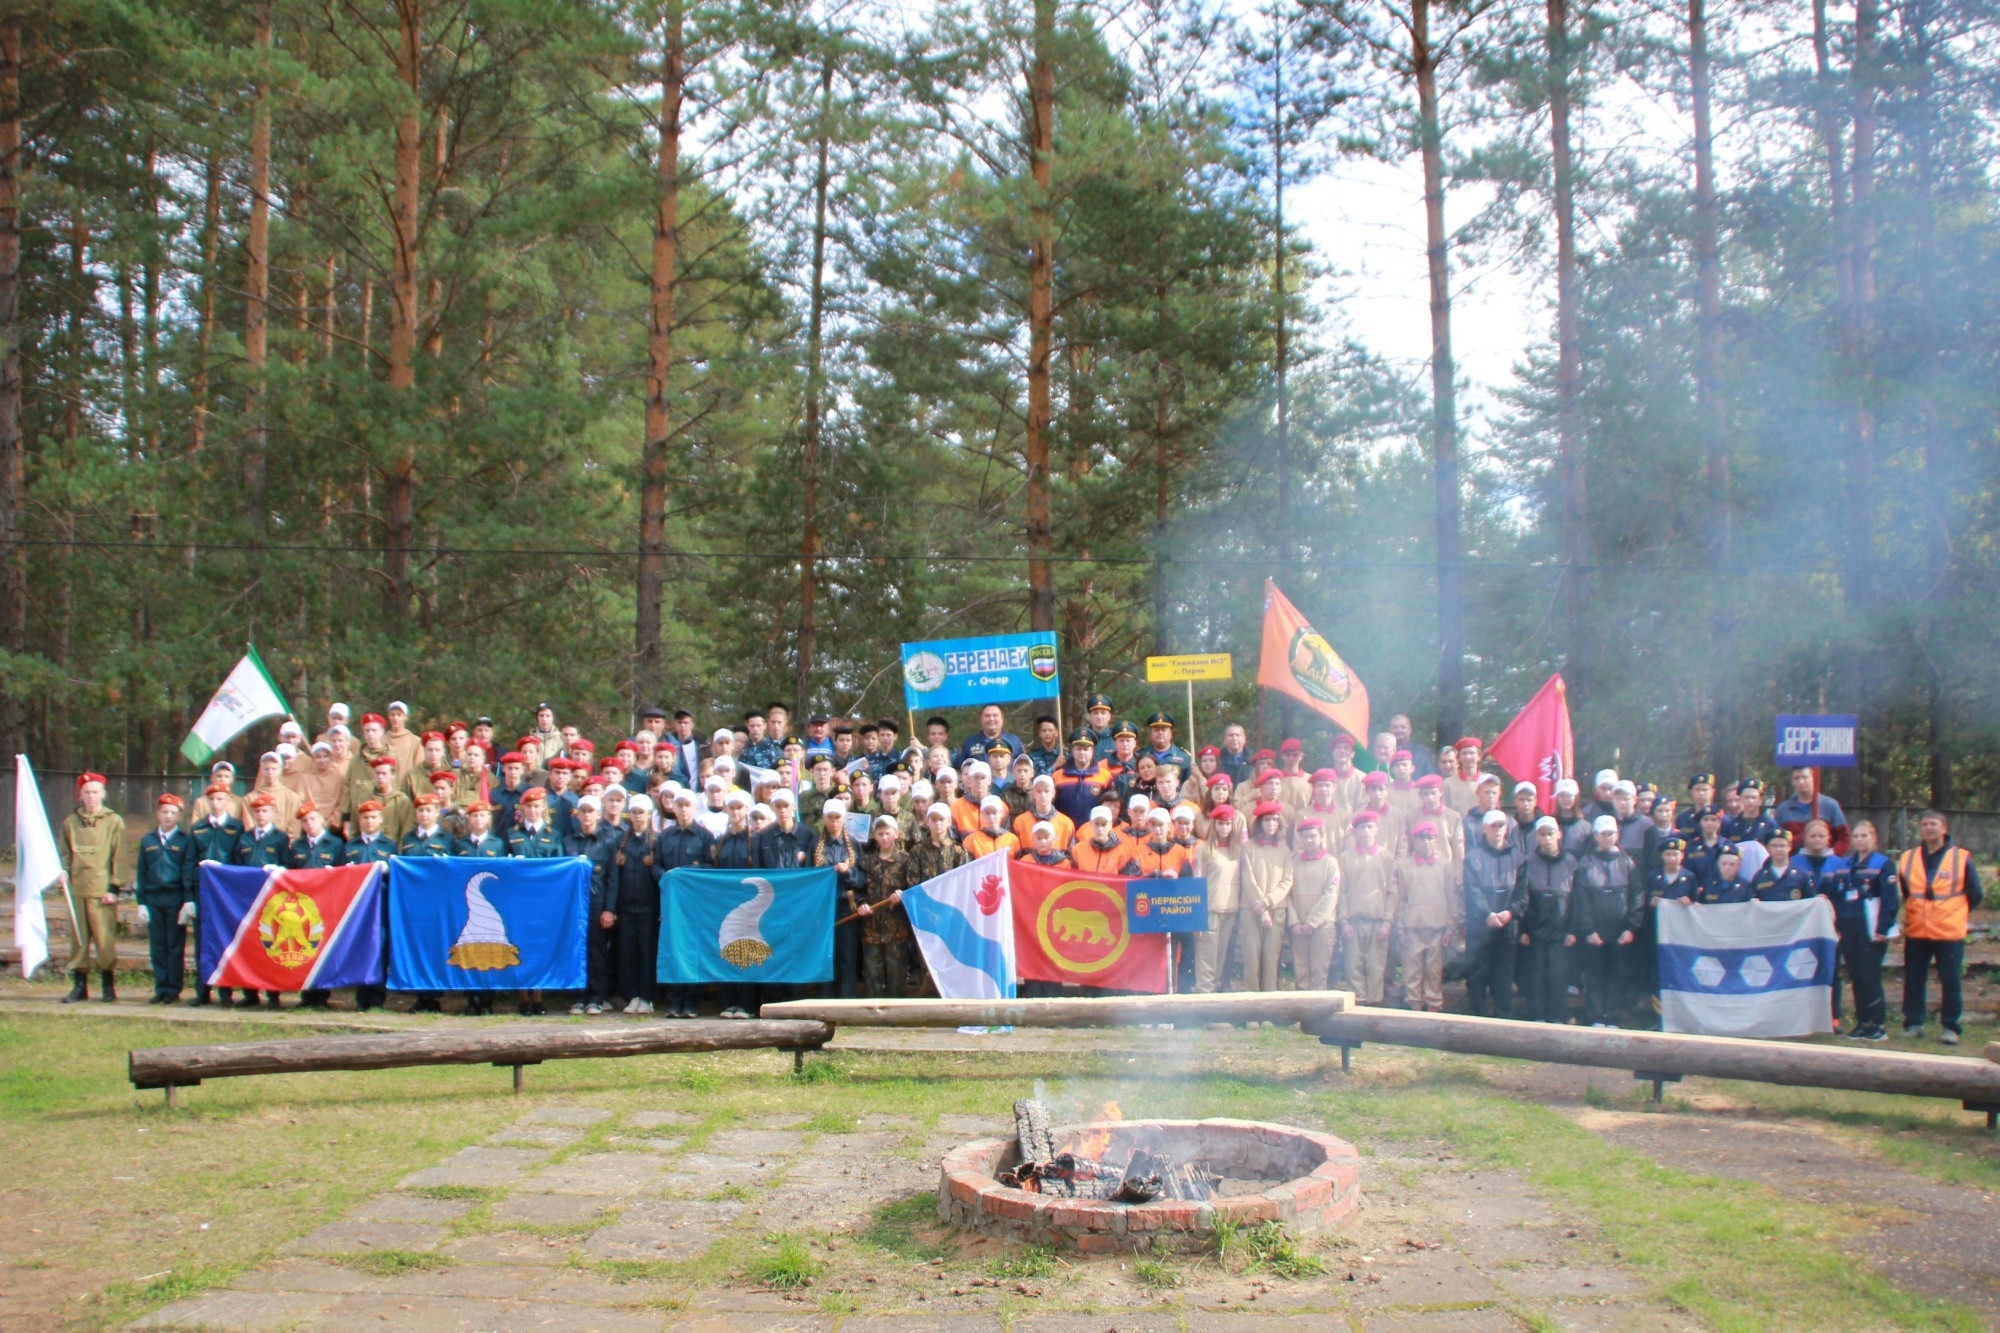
345, 713, 394, 816
59, 773, 131, 1002
1442, 736, 1484, 815
383, 700, 424, 775
1193, 804, 1246, 993
286, 741, 348, 832
1301, 769, 1348, 855
1275, 739, 1311, 814
1394, 820, 1462, 1011
189, 760, 243, 824
1414, 776, 1464, 868
1327, 734, 1366, 814
1358, 771, 1404, 854
1240, 800, 1295, 991
250, 751, 302, 836
1338, 808, 1397, 1005
1288, 815, 1341, 990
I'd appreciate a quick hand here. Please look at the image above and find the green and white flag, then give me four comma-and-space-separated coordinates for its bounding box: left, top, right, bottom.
181, 644, 292, 767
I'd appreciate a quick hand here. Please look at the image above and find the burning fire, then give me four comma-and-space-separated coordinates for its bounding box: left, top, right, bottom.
1071, 1100, 1123, 1160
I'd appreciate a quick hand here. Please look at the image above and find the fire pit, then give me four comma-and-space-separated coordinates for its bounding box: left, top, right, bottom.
938, 1101, 1361, 1253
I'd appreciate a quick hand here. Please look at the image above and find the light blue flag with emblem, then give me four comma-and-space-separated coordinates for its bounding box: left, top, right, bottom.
658, 868, 834, 984
387, 856, 589, 991
1657, 897, 1836, 1037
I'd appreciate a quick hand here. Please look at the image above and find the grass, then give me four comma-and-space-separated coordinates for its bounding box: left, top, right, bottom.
986, 1244, 1058, 1279
1133, 1256, 1181, 1287
704, 1183, 756, 1202
328, 1248, 453, 1275
747, 1233, 824, 1289
861, 1192, 946, 1261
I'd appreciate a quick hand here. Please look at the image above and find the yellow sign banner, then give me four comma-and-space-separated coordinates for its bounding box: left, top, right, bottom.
1145, 653, 1234, 683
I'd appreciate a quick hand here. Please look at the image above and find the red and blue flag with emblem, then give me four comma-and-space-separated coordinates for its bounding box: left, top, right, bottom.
1008, 860, 1169, 992
198, 862, 386, 991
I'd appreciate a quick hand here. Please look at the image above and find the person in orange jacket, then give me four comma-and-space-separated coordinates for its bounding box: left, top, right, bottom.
1898, 809, 1984, 1044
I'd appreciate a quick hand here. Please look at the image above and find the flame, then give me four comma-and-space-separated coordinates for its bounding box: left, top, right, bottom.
1071, 1100, 1123, 1161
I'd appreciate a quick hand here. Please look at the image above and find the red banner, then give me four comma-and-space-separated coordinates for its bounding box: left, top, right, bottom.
1009, 860, 1169, 993
1486, 673, 1574, 814
208, 864, 383, 992
1256, 580, 1370, 743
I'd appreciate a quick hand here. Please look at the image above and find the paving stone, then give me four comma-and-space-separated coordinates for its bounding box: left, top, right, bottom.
133, 1289, 339, 1331
526, 1106, 615, 1126
630, 1108, 701, 1128
349, 1194, 473, 1224
1490, 1264, 1640, 1300
491, 1191, 623, 1227
297, 1292, 662, 1331
231, 1258, 384, 1295
756, 1113, 810, 1128
581, 1196, 744, 1260
520, 1152, 670, 1196
1184, 1316, 1353, 1332
286, 1218, 448, 1255
488, 1124, 584, 1148
602, 1133, 687, 1154
667, 1314, 836, 1331
363, 1262, 548, 1301
444, 1231, 580, 1266
1340, 1250, 1502, 1311
1011, 1316, 1183, 1333
1355, 1311, 1520, 1333
837, 1317, 1008, 1332
706, 1128, 807, 1156
399, 1145, 551, 1189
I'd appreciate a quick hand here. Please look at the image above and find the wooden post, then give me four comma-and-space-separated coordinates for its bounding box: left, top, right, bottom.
1186, 680, 1195, 755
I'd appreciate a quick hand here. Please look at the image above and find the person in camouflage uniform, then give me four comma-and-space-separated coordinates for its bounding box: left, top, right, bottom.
856, 818, 918, 998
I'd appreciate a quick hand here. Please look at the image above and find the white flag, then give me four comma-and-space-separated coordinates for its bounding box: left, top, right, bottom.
13, 754, 64, 980
900, 850, 1015, 1001
1658, 898, 1836, 1038
182, 645, 292, 767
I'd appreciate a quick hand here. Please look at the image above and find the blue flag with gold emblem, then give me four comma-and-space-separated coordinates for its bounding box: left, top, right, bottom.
387, 856, 589, 991
658, 868, 834, 985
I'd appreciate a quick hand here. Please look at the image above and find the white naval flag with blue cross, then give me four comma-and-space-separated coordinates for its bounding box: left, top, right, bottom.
1657, 898, 1837, 1038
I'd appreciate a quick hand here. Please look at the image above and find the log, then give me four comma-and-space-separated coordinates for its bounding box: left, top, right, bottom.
129, 1019, 833, 1089
1305, 1008, 2000, 1104
757, 990, 1352, 1028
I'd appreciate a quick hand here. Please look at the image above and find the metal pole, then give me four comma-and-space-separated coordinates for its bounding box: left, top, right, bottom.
1186, 680, 1196, 755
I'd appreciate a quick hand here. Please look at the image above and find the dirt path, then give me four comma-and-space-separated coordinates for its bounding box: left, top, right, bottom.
1489, 1061, 2000, 1323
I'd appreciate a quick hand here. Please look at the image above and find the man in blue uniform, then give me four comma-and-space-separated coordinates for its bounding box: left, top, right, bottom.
1140, 711, 1193, 783
136, 793, 195, 1005
1750, 829, 1813, 901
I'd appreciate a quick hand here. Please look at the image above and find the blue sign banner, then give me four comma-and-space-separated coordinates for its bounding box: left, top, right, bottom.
659, 868, 835, 984
386, 856, 589, 991
1774, 714, 1858, 768
901, 632, 1060, 710
1126, 877, 1208, 933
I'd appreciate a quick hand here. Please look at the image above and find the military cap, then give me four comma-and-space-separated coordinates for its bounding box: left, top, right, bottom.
1659, 835, 1686, 853
1111, 719, 1140, 740
1145, 710, 1175, 729
1085, 692, 1114, 712
357, 799, 383, 814
465, 800, 494, 814
1736, 777, 1763, 794
1688, 772, 1716, 788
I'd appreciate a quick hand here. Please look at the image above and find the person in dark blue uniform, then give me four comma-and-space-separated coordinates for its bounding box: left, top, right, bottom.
136, 794, 195, 1005
1750, 828, 1813, 901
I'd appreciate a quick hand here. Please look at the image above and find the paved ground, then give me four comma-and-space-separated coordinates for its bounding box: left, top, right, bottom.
132, 1096, 1695, 1332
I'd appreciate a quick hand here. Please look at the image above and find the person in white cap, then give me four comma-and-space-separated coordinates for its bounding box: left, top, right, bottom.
1583, 769, 1620, 822
1010, 773, 1072, 849
315, 702, 351, 747
954, 760, 993, 836
964, 794, 1019, 860
1072, 804, 1138, 875
909, 800, 970, 886
1513, 815, 1578, 1022
252, 748, 303, 836
288, 739, 349, 831
855, 816, 917, 998
1463, 808, 1526, 1016
812, 797, 865, 996
1510, 781, 1541, 835
877, 774, 917, 842
384, 701, 423, 773
1571, 814, 1640, 1026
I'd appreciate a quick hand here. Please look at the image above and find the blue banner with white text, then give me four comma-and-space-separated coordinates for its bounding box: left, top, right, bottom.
901, 632, 1061, 710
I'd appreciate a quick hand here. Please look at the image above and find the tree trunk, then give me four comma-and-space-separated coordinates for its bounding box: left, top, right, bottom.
0, 16, 22, 756
1548, 0, 1588, 700
1272, 28, 1291, 575
634, 0, 682, 714
383, 0, 423, 619
1414, 0, 1462, 748
1153, 282, 1171, 655
190, 150, 220, 454
246, 0, 271, 570
795, 52, 833, 717
1847, 0, 1881, 791
1690, 0, 1731, 773
1024, 0, 1056, 633
1905, 0, 1949, 808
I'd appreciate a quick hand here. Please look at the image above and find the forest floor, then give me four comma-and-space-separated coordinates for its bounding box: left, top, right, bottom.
3, 976, 1998, 1332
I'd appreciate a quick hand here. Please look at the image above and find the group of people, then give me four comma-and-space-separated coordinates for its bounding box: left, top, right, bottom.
50, 696, 1982, 1042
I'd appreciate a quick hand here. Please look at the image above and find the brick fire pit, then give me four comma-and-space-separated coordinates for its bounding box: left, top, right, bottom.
937, 1117, 1361, 1254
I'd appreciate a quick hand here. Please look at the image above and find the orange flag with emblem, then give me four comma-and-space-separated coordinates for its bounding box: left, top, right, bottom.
1009, 861, 1169, 992
1256, 580, 1370, 743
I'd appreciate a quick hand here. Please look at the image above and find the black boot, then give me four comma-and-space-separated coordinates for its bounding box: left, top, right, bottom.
61, 970, 88, 1003
99, 970, 117, 1002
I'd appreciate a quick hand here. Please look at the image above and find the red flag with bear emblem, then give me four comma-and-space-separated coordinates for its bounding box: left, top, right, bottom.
1008, 860, 1169, 993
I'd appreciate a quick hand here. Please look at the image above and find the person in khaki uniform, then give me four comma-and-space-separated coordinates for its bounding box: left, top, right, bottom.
1338, 808, 1398, 1005
1442, 737, 1484, 815
1288, 815, 1341, 990
1395, 820, 1461, 1011
1239, 800, 1295, 991
383, 700, 424, 775
250, 751, 302, 836
189, 760, 243, 825
1193, 804, 1246, 993
286, 741, 348, 832
1414, 776, 1464, 868
1275, 739, 1311, 814
1326, 734, 1366, 815
58, 773, 132, 1003
344, 713, 394, 816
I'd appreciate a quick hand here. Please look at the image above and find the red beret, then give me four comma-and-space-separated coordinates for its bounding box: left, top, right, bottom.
447, 721, 470, 736
521, 786, 547, 803
369, 754, 398, 769
1253, 800, 1284, 819
546, 757, 570, 771
357, 799, 383, 814
429, 769, 456, 785
422, 730, 447, 744
1411, 820, 1439, 837
1310, 768, 1338, 783
413, 793, 440, 807
1392, 749, 1413, 763
571, 738, 595, 753
500, 751, 526, 766
205, 782, 231, 797
1297, 815, 1324, 831
296, 801, 318, 817
615, 741, 639, 754
1256, 768, 1283, 784
466, 800, 494, 814
1208, 803, 1238, 822
1362, 770, 1389, 786
156, 792, 183, 808
1455, 737, 1483, 751
360, 713, 387, 727
1279, 738, 1303, 753
246, 793, 274, 809
1351, 808, 1380, 826
1197, 745, 1220, 758
1416, 774, 1444, 789
518, 736, 539, 748
76, 771, 108, 793
1207, 771, 1233, 787
1252, 749, 1276, 763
